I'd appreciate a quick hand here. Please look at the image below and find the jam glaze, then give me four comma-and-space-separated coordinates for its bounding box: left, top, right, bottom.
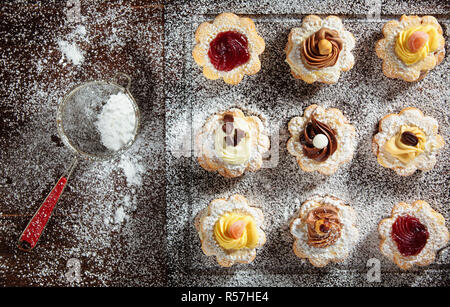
208, 31, 250, 72
391, 215, 429, 256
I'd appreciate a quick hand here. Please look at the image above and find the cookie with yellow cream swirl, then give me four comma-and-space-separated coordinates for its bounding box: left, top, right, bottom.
195, 194, 266, 267
376, 15, 445, 82
373, 107, 445, 176
196, 108, 270, 178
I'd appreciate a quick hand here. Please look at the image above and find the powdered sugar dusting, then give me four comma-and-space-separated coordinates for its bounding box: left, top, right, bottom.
1, 0, 448, 287
1, 1, 165, 286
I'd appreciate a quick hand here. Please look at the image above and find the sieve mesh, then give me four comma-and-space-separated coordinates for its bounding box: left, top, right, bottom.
57, 80, 139, 160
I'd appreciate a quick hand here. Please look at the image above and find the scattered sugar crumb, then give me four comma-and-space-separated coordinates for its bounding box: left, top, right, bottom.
118, 155, 145, 187
57, 40, 84, 66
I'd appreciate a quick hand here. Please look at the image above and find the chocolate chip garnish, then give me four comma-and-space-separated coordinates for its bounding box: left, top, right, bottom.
222, 122, 234, 134
223, 113, 234, 123
401, 131, 419, 146
234, 128, 245, 146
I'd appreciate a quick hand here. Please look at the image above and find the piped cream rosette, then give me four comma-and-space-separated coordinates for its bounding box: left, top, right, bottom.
290, 195, 359, 267
375, 15, 445, 82
195, 194, 266, 267
285, 15, 355, 84
196, 108, 270, 178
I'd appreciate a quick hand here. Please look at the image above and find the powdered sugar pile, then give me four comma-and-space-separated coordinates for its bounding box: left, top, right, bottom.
58, 41, 85, 66
95, 92, 137, 152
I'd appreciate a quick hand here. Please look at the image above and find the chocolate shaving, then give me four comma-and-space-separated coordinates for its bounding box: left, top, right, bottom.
221, 113, 246, 147
222, 122, 234, 134
225, 135, 234, 146
234, 128, 245, 146
223, 113, 234, 123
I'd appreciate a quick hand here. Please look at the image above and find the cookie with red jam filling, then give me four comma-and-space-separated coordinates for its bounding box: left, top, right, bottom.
192, 12, 265, 85
378, 200, 449, 270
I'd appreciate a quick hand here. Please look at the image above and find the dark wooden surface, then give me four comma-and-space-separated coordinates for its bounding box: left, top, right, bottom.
0, 0, 166, 286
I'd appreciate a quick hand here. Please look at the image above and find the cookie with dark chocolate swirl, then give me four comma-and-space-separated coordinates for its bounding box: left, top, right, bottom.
287, 105, 356, 175
299, 115, 338, 162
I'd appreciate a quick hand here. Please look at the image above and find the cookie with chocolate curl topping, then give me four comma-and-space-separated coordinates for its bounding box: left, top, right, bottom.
290, 195, 359, 267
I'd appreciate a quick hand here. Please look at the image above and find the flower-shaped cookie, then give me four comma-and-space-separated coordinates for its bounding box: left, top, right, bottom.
196, 108, 270, 178
375, 15, 445, 82
290, 195, 359, 267
379, 200, 449, 270
372, 107, 445, 176
195, 194, 266, 267
285, 15, 355, 84
192, 12, 265, 85
287, 104, 356, 175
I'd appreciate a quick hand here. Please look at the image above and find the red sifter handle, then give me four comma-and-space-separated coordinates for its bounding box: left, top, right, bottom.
18, 157, 77, 251
18, 176, 68, 251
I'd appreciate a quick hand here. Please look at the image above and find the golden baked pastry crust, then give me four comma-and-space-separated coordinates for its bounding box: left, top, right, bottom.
192, 12, 265, 85
375, 15, 445, 82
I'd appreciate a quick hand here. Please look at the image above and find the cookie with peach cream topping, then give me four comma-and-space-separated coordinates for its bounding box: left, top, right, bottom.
375, 15, 445, 82
195, 194, 266, 267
